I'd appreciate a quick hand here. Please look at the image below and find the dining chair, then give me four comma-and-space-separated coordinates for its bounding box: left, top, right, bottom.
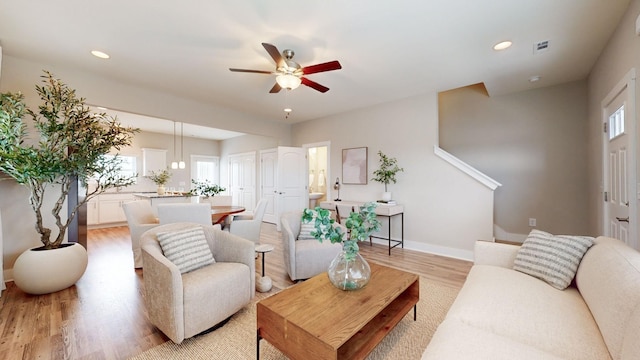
226, 199, 268, 244
122, 201, 160, 268
157, 203, 213, 226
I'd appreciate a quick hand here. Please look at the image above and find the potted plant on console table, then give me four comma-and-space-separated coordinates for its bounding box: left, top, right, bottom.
371, 150, 404, 202
0, 71, 138, 295
302, 202, 380, 290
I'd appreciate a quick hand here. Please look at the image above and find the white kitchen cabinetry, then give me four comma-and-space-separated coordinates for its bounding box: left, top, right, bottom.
142, 148, 167, 176
87, 194, 135, 226
87, 199, 99, 225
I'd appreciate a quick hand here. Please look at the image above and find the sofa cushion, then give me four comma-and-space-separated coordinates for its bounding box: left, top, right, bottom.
157, 227, 215, 274
576, 236, 640, 360
423, 318, 565, 360
444, 265, 611, 360
513, 229, 594, 289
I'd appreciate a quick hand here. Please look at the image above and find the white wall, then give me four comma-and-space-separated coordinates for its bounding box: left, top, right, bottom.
587, 0, 640, 237
292, 93, 495, 260
439, 81, 590, 237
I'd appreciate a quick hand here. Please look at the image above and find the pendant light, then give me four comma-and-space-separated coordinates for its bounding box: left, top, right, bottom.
171, 122, 178, 169
178, 122, 186, 169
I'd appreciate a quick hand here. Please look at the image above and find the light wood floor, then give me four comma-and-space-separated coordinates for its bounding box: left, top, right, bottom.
0, 223, 472, 359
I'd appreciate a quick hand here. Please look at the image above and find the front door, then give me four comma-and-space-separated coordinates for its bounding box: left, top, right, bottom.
602, 69, 637, 248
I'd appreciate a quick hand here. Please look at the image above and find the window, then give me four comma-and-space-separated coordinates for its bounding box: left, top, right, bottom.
100, 154, 137, 183
191, 155, 220, 184
608, 105, 625, 140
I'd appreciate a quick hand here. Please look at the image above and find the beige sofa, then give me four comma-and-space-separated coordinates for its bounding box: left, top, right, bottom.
423, 236, 640, 360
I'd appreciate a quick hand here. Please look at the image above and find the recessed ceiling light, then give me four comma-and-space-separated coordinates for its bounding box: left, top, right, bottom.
493, 41, 513, 51
284, 108, 292, 113
529, 75, 541, 83
91, 50, 110, 59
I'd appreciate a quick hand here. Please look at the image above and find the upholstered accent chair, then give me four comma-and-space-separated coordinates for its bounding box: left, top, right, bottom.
226, 199, 268, 244
157, 203, 212, 226
122, 200, 159, 268
280, 210, 342, 281
140, 222, 255, 344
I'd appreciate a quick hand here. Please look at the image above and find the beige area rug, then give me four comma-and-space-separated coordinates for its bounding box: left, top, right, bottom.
130, 278, 459, 360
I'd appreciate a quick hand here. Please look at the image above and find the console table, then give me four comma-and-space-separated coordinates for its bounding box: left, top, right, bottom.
320, 200, 404, 255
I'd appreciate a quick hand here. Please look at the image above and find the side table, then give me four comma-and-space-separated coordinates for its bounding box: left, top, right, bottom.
255, 244, 274, 293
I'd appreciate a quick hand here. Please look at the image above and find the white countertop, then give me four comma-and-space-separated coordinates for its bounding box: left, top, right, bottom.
133, 192, 189, 199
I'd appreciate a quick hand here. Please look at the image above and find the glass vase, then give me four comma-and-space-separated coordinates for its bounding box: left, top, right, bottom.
327, 249, 371, 291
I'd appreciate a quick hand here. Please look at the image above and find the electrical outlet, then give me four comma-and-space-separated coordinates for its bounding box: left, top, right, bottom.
528, 218, 537, 227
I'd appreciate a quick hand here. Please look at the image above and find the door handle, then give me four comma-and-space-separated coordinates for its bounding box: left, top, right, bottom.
616, 217, 629, 223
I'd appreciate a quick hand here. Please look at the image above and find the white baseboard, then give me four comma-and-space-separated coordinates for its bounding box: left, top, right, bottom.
369, 237, 474, 261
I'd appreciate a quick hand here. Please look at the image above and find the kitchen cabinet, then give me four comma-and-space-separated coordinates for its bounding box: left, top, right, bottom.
87, 193, 135, 226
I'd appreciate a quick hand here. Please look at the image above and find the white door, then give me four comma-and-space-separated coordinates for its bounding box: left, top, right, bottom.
276, 146, 307, 230
260, 149, 278, 224
228, 152, 256, 211
602, 69, 637, 248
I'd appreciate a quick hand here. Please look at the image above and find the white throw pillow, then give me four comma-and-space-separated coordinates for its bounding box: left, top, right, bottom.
513, 229, 594, 290
157, 227, 215, 274
299, 210, 319, 239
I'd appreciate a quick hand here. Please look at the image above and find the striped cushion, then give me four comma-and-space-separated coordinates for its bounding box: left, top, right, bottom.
157, 227, 215, 274
513, 229, 594, 290
299, 209, 336, 240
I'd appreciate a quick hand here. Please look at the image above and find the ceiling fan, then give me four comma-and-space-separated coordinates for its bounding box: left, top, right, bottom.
229, 43, 342, 93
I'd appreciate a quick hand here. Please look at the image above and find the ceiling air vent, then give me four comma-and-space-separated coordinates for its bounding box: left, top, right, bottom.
533, 40, 549, 54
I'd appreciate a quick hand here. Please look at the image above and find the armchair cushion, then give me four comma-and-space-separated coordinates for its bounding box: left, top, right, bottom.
157, 227, 215, 274
513, 229, 594, 290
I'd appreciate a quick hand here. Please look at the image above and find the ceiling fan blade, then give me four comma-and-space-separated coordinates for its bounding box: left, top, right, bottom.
229, 68, 273, 74
301, 77, 329, 93
262, 43, 284, 68
269, 83, 282, 93
302, 60, 342, 75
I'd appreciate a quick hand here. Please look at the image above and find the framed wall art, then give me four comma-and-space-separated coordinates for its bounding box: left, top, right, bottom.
342, 147, 368, 184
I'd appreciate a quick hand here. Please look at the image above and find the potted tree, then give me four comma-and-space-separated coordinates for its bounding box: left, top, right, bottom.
371, 150, 404, 202
0, 71, 138, 294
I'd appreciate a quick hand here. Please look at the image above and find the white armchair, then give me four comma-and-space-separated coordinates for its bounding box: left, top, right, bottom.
122, 201, 159, 268
141, 222, 255, 343
226, 199, 267, 244
157, 203, 213, 226
280, 210, 342, 281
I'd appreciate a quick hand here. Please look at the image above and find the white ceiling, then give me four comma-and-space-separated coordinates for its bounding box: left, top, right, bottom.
0, 0, 631, 126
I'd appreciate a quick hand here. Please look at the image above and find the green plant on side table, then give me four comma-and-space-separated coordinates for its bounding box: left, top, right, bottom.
0, 71, 139, 294
371, 150, 404, 202
302, 202, 381, 290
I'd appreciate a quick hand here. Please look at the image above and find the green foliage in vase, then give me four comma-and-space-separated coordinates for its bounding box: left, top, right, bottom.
0, 71, 139, 249
371, 150, 404, 192
302, 202, 381, 261
187, 179, 225, 198
147, 169, 171, 186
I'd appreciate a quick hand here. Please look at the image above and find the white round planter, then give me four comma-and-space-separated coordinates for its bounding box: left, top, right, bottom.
13, 243, 88, 295
382, 192, 392, 201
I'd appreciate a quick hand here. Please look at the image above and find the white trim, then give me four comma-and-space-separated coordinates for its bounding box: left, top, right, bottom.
368, 237, 474, 262
493, 224, 527, 243
433, 146, 502, 190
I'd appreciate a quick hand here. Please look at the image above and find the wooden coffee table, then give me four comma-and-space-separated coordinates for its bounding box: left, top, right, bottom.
256, 262, 419, 360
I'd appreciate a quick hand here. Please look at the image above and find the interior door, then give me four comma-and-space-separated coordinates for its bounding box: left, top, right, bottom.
276, 146, 307, 230
602, 72, 637, 247
260, 149, 277, 224
228, 152, 256, 211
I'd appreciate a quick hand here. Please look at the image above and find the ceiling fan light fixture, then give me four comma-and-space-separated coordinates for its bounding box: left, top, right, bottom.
276, 74, 302, 90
